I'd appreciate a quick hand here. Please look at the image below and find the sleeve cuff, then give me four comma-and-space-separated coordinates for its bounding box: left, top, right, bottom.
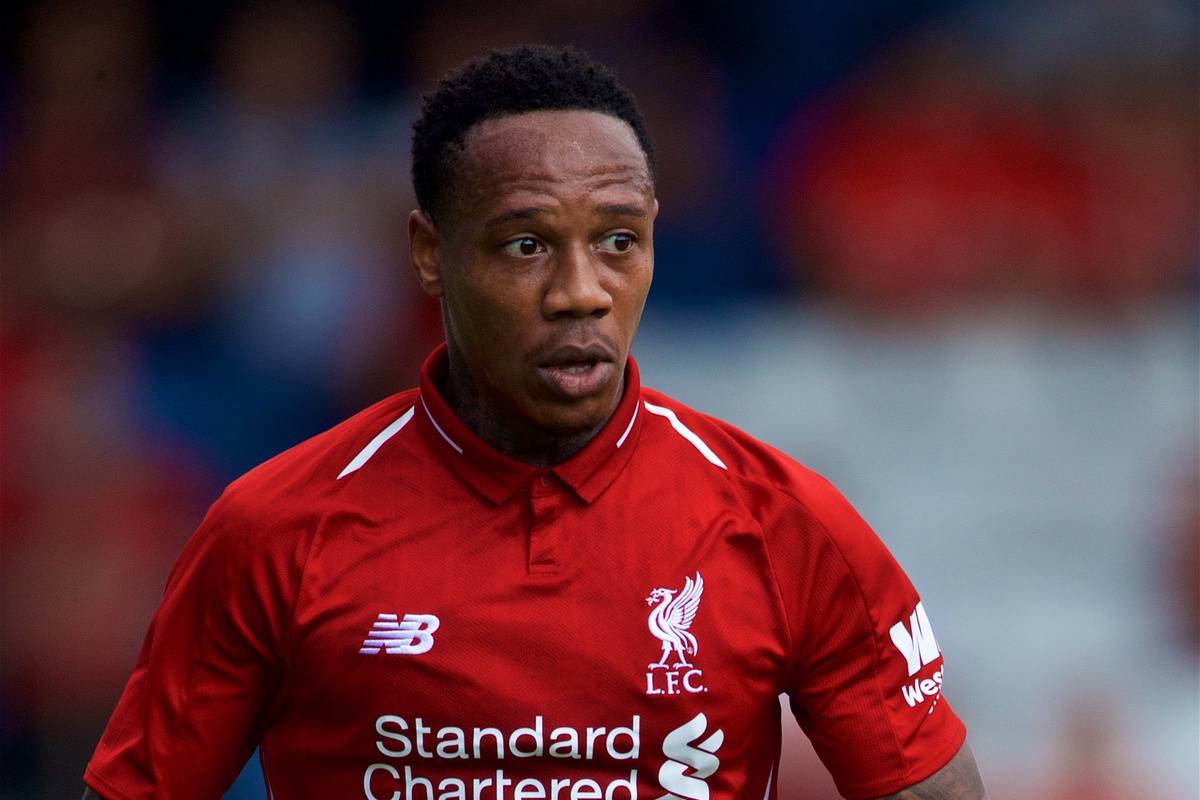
834, 719, 968, 800
84, 764, 139, 800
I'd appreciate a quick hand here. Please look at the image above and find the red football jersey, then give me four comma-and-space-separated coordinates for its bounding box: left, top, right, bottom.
86, 344, 965, 800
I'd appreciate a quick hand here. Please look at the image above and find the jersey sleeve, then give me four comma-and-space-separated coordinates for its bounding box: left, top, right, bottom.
85, 485, 301, 800
762, 474, 966, 799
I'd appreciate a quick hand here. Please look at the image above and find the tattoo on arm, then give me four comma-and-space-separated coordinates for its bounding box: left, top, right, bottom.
873, 742, 987, 800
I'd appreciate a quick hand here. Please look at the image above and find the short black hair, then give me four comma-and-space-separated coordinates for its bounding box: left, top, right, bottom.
411, 44, 656, 225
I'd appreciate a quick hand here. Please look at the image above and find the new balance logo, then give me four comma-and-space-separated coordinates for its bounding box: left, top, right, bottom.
359, 613, 440, 655
657, 712, 723, 800
888, 601, 940, 677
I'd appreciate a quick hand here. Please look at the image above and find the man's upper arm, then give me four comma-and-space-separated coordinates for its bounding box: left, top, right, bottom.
755, 469, 971, 798
83, 488, 300, 798
872, 741, 987, 800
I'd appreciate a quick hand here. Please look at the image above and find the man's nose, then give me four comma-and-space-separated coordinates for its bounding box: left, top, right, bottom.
543, 241, 613, 319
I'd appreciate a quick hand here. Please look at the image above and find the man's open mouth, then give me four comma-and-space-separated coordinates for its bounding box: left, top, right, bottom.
536, 344, 618, 400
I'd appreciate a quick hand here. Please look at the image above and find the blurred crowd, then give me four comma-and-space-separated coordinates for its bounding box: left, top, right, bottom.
0, 0, 1195, 797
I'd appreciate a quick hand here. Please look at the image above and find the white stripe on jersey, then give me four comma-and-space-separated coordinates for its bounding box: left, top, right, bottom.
643, 401, 727, 470
421, 396, 464, 454
337, 406, 415, 479
616, 401, 640, 448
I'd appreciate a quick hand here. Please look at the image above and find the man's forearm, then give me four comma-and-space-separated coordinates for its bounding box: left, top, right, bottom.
873, 741, 987, 800
82, 788, 104, 800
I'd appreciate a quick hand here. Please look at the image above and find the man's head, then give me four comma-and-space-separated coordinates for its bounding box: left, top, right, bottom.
409, 45, 658, 443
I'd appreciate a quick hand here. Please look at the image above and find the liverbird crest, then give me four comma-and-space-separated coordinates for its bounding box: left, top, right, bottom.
645, 572, 705, 670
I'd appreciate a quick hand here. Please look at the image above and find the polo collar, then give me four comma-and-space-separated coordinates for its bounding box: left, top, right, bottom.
415, 342, 644, 505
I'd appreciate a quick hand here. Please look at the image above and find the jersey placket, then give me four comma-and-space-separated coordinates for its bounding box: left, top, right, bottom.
528, 472, 565, 574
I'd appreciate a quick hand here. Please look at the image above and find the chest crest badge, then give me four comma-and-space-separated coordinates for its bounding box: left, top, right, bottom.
645, 572, 708, 696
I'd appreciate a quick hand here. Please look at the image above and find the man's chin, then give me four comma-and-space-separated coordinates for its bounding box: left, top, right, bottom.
528, 392, 621, 438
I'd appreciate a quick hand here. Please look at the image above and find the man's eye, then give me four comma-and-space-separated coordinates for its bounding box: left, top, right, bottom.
597, 233, 636, 253
502, 237, 545, 257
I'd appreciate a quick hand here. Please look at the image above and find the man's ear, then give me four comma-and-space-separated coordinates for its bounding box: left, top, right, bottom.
409, 209, 444, 299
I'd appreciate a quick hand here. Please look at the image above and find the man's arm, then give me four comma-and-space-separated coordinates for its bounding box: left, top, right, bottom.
81, 789, 103, 799
873, 742, 987, 800
82, 486, 299, 795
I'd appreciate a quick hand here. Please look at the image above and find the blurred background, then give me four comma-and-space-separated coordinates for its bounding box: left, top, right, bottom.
0, 0, 1196, 797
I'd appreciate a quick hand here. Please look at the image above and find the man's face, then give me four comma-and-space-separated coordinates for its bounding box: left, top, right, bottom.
412, 109, 657, 435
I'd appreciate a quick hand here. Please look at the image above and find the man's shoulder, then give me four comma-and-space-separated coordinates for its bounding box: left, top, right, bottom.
160, 389, 421, 585
217, 387, 421, 521
638, 386, 844, 515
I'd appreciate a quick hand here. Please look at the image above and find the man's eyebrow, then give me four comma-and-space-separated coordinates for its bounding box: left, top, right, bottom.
483, 203, 647, 228
484, 207, 548, 228
597, 204, 647, 218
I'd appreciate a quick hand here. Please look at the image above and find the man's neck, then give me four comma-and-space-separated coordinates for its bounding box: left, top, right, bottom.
442, 355, 618, 469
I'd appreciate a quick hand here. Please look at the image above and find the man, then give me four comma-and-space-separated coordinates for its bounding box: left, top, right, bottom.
84, 46, 986, 799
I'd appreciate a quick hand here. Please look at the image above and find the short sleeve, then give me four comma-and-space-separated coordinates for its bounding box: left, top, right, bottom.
762, 475, 966, 799
85, 487, 298, 800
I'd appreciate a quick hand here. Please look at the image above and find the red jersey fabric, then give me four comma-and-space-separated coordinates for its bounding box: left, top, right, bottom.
86, 344, 965, 800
